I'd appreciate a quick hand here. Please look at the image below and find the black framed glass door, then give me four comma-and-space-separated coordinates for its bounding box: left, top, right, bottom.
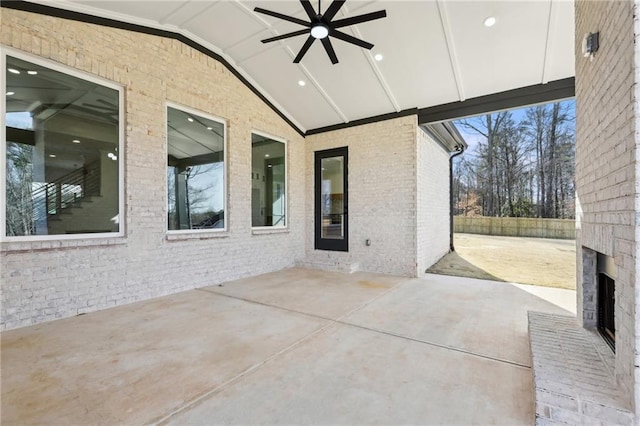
315, 147, 348, 251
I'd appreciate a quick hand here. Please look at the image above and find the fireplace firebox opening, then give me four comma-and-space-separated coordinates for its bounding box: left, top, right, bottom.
595, 252, 616, 352
597, 272, 615, 352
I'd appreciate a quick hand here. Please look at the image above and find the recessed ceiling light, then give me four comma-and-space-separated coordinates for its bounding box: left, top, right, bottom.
374, 53, 383, 61
267, 164, 273, 168
6, 91, 15, 96
49, 154, 56, 158
187, 117, 194, 122
8, 68, 20, 74
207, 126, 213, 130
298, 80, 306, 87
27, 70, 38, 75
484, 16, 496, 27
265, 154, 270, 158
72, 139, 81, 143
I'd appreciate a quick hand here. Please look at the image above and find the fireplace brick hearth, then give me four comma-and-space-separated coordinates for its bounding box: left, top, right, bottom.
529, 312, 632, 425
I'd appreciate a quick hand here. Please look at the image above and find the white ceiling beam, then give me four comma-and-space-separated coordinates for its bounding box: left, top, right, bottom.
225, 28, 267, 54
166, 1, 222, 28
436, 0, 466, 102
351, 26, 400, 112
229, 0, 348, 123
339, 2, 399, 113
280, 47, 349, 123
235, 42, 282, 65
158, 1, 192, 25
541, 0, 557, 84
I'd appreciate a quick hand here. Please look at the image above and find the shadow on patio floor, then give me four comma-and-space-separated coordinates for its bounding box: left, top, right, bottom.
427, 250, 505, 282
427, 233, 576, 289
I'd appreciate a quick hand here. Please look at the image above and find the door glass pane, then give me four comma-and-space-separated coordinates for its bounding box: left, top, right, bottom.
320, 156, 344, 239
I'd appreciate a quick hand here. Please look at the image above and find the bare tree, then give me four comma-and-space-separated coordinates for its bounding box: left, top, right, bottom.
6, 142, 35, 236
453, 100, 575, 219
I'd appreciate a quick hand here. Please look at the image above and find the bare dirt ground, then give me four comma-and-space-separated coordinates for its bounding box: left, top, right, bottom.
428, 233, 576, 290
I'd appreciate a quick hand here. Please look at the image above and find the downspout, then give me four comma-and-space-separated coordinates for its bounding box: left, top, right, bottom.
449, 146, 465, 252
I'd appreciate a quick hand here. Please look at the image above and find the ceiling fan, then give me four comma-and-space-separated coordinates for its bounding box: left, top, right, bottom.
254, 0, 387, 65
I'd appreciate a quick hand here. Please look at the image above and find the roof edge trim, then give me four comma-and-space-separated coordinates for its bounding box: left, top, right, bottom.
418, 77, 575, 124
305, 108, 419, 136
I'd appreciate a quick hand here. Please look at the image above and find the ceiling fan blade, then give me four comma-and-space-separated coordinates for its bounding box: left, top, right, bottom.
331, 10, 387, 29
261, 29, 309, 44
300, 0, 317, 20
293, 36, 316, 63
322, 0, 346, 22
254, 7, 310, 27
329, 29, 374, 49
321, 37, 339, 64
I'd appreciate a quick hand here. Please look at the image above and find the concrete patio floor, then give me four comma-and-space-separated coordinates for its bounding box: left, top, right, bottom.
1, 268, 576, 425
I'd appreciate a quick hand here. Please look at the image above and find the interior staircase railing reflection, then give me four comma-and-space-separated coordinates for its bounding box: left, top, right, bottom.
30, 161, 101, 222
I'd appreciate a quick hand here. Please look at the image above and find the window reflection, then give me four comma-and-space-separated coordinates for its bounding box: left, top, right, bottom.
167, 107, 225, 231
4, 56, 120, 237
251, 134, 286, 227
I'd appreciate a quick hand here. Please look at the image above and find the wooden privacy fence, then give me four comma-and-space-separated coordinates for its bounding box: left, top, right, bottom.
454, 216, 576, 239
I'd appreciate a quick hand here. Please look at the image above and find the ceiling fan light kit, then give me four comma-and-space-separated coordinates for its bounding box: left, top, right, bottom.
310, 23, 329, 39
255, 0, 387, 65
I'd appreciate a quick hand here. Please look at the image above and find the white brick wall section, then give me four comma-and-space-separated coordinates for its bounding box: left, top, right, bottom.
634, 1, 640, 419
575, 0, 638, 417
416, 127, 450, 276
0, 11, 306, 330
305, 117, 419, 277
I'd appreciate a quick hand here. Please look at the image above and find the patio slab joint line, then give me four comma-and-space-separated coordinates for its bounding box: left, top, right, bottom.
196, 285, 531, 369
154, 280, 408, 425
337, 321, 531, 369
151, 313, 335, 425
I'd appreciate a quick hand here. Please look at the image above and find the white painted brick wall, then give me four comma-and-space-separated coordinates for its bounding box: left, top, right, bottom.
305, 117, 419, 277
634, 1, 640, 420
575, 0, 638, 417
416, 127, 450, 276
0, 10, 306, 331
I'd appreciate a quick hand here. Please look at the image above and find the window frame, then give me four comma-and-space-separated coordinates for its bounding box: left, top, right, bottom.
250, 130, 288, 231
165, 102, 228, 235
0, 46, 125, 242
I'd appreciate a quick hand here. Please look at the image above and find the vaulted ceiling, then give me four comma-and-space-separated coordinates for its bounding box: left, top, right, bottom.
31, 0, 575, 132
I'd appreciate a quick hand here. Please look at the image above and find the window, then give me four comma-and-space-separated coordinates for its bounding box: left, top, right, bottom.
2, 52, 123, 239
167, 105, 225, 231
251, 133, 286, 228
